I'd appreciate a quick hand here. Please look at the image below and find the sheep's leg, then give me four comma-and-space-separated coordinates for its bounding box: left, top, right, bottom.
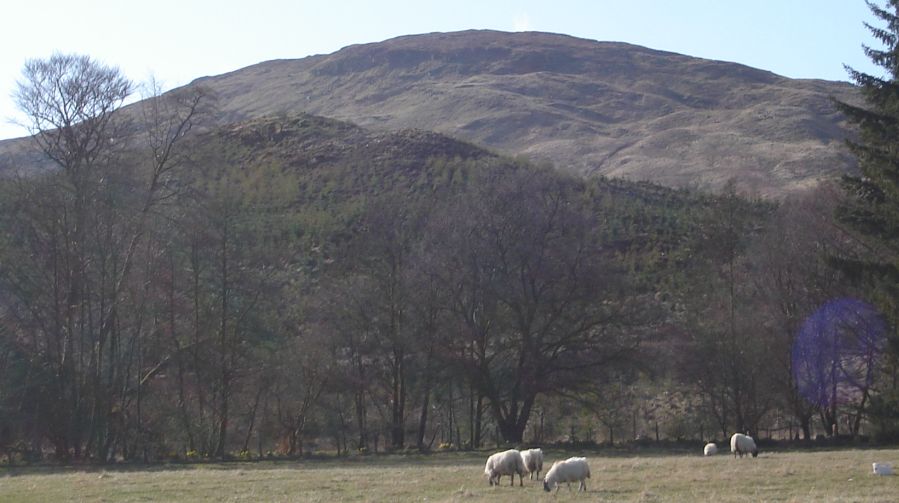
580, 480, 587, 492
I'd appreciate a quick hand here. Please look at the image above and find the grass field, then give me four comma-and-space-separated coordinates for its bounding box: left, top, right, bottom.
1, 448, 898, 502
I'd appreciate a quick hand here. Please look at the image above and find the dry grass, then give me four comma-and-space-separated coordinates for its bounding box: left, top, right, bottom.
1, 448, 898, 502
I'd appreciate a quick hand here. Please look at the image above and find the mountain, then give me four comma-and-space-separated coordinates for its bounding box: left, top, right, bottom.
188, 30, 857, 197
0, 30, 858, 196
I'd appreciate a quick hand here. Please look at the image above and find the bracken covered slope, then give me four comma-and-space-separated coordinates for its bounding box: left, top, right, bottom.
0, 30, 858, 196
188, 30, 857, 197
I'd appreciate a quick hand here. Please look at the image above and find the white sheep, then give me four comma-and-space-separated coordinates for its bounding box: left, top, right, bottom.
703, 442, 718, 456
484, 449, 526, 487
543, 457, 591, 493
730, 433, 758, 458
872, 462, 894, 476
521, 448, 544, 480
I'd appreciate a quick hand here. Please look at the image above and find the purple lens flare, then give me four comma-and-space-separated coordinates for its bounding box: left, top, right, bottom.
792, 298, 887, 409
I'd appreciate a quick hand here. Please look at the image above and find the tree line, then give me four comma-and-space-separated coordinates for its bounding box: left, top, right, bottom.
1, 2, 899, 463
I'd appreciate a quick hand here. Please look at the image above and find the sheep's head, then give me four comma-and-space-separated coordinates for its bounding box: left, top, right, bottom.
751, 448, 759, 458
543, 480, 552, 492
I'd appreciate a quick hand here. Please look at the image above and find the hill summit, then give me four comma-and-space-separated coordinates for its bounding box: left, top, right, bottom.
0, 30, 857, 196
189, 30, 856, 197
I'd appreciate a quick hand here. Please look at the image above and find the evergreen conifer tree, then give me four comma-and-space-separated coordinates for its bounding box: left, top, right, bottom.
835, 0, 899, 438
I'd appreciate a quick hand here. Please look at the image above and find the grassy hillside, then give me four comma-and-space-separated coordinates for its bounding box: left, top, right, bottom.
183, 30, 857, 197
0, 31, 858, 196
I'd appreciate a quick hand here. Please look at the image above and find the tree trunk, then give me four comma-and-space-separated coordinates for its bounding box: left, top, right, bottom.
474, 394, 483, 448
490, 392, 535, 444
243, 386, 265, 453
390, 346, 405, 450
355, 386, 368, 451
215, 221, 230, 459
416, 369, 432, 451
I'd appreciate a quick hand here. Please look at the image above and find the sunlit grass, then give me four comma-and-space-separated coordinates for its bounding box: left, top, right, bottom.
1, 448, 897, 502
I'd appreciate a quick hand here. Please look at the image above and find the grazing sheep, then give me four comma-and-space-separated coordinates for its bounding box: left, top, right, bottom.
730, 433, 758, 458
543, 457, 591, 493
484, 449, 526, 487
521, 448, 544, 480
873, 462, 894, 476
703, 442, 718, 456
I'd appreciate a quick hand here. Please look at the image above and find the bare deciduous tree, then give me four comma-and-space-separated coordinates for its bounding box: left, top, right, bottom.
2, 54, 207, 461
426, 167, 641, 443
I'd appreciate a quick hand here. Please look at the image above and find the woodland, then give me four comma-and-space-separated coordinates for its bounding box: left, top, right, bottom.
0, 5, 898, 464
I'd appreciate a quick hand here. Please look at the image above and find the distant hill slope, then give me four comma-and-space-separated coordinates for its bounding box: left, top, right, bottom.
182, 113, 736, 276
188, 30, 857, 197
181, 114, 502, 241
0, 30, 858, 197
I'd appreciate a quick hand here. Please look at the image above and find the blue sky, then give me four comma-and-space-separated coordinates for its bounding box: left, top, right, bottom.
0, 0, 883, 140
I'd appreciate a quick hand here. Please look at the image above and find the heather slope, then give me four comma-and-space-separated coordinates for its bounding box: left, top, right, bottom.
0, 30, 858, 196
190, 30, 857, 196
